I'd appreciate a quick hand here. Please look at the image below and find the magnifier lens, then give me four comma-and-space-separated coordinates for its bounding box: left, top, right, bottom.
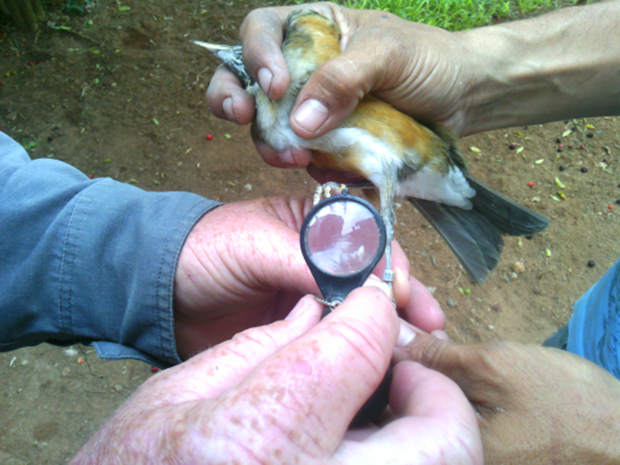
306, 201, 381, 275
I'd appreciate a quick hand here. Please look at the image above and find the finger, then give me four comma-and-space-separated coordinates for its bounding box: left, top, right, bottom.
143, 295, 323, 406
431, 329, 450, 342
206, 66, 256, 124
239, 7, 291, 99
399, 277, 445, 333
390, 361, 475, 420
333, 361, 481, 464
235, 280, 399, 455
251, 123, 314, 168
239, 3, 347, 100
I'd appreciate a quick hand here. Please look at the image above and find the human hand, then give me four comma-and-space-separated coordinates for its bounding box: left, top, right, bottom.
395, 329, 620, 464
206, 2, 473, 170
173, 196, 444, 359
71, 283, 481, 464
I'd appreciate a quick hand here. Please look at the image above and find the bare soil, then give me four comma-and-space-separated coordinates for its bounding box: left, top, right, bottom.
1, 1, 619, 463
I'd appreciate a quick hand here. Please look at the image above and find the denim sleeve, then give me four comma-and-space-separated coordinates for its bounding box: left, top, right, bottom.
0, 132, 221, 367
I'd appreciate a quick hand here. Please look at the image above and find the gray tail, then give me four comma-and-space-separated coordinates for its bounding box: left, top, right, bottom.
407, 175, 549, 284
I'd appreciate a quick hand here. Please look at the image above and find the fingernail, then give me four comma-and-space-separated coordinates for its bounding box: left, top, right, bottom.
397, 321, 416, 347
222, 97, 236, 122
285, 296, 311, 321
363, 275, 393, 300
293, 99, 329, 132
279, 148, 296, 166
258, 67, 273, 96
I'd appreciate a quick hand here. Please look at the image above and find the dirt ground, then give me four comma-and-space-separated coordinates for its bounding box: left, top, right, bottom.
0, 1, 619, 463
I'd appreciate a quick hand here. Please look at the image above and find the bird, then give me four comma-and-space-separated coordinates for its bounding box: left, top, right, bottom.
194, 9, 550, 284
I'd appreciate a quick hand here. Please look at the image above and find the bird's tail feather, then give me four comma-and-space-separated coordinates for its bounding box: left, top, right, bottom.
465, 174, 550, 236
407, 174, 549, 283
408, 197, 504, 284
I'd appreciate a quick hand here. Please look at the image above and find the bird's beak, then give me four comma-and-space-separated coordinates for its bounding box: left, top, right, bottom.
191, 40, 234, 52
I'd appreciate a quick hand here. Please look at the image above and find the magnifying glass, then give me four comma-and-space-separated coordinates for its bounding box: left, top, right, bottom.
300, 189, 392, 426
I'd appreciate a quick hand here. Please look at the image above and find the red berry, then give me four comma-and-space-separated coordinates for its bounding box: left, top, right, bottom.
151, 366, 159, 373
4, 53, 8, 57
528, 181, 534, 187
558, 143, 564, 148
609, 205, 614, 211
29, 61, 33, 66
206, 134, 213, 141
88, 174, 94, 179
580, 145, 586, 150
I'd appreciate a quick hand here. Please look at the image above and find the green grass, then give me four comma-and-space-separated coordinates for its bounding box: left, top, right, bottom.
288, 0, 570, 31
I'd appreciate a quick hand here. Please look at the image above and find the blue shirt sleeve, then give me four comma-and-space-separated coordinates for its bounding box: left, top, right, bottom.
567, 258, 620, 378
0, 132, 221, 367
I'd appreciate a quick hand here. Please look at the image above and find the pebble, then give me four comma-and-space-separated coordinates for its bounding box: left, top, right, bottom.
512, 262, 525, 273
115, 384, 123, 392
62, 367, 71, 377
447, 298, 456, 307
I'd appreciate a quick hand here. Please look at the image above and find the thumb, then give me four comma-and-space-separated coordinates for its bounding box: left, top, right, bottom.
290, 41, 389, 138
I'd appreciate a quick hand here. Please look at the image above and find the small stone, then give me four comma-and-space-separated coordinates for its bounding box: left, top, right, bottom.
447, 298, 456, 307
115, 384, 123, 392
512, 262, 526, 273
492, 304, 501, 313
488, 325, 494, 330
62, 367, 71, 377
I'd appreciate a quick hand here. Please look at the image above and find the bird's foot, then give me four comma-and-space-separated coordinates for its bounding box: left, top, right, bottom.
313, 182, 348, 205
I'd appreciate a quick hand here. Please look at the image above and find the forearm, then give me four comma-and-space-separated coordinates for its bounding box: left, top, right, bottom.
0, 132, 219, 367
460, 0, 620, 135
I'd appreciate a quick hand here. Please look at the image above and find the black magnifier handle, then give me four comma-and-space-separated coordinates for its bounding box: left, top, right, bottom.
300, 192, 393, 427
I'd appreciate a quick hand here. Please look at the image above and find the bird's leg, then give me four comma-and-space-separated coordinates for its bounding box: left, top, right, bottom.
313, 182, 347, 205
378, 187, 396, 289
